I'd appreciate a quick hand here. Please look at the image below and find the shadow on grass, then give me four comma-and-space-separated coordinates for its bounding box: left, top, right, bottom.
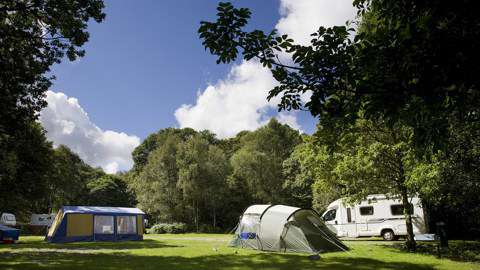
0, 239, 180, 250
387, 240, 480, 263
0, 251, 438, 270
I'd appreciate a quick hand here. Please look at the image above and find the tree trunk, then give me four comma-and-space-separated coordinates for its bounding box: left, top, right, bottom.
195, 200, 199, 232
400, 186, 416, 251
213, 206, 217, 230
192, 200, 198, 232
396, 150, 416, 251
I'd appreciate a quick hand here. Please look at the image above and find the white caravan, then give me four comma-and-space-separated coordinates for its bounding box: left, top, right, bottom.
30, 214, 56, 226
321, 194, 426, 240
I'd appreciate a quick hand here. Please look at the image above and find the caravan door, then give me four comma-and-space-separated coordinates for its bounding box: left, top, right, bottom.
343, 207, 358, 237
357, 205, 374, 235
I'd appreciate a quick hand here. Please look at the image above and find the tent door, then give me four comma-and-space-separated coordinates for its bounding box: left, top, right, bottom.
280, 222, 313, 253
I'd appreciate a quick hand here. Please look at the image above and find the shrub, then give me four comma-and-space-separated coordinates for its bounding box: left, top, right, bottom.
148, 223, 187, 234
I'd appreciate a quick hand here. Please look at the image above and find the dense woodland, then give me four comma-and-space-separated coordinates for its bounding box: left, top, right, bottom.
1, 0, 479, 251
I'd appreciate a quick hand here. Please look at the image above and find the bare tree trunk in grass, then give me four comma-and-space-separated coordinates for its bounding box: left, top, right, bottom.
401, 187, 416, 251
397, 151, 416, 251
195, 200, 199, 232
213, 206, 216, 230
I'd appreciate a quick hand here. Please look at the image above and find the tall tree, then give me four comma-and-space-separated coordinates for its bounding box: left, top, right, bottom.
87, 174, 135, 207
0, 122, 54, 218
313, 117, 441, 249
0, 0, 105, 217
229, 119, 301, 204
427, 119, 480, 238
283, 135, 341, 210
48, 145, 103, 211
176, 134, 229, 231
131, 128, 197, 173
132, 134, 184, 223
0, 0, 105, 132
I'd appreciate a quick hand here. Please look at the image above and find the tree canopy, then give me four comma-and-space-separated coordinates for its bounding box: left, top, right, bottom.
0, 0, 105, 132
1, 0, 106, 219
198, 0, 480, 151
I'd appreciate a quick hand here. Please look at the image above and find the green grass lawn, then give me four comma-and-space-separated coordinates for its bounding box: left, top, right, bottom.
0, 234, 478, 270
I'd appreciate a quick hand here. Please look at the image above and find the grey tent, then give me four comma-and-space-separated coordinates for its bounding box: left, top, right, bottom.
230, 204, 348, 253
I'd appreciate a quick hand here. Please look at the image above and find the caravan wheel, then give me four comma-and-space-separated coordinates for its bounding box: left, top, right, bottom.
381, 230, 396, 241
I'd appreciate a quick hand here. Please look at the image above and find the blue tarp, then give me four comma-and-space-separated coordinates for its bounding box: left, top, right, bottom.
240, 232, 257, 239
0, 224, 20, 242
62, 206, 144, 215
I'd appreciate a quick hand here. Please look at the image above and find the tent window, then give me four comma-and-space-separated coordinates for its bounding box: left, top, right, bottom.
323, 209, 336, 221
94, 216, 114, 234
347, 208, 352, 223
360, 206, 374, 216
390, 204, 413, 216
117, 216, 137, 234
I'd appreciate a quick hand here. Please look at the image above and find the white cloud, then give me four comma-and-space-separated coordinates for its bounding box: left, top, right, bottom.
175, 61, 280, 138
39, 91, 140, 173
276, 0, 357, 45
175, 0, 356, 137
277, 112, 303, 132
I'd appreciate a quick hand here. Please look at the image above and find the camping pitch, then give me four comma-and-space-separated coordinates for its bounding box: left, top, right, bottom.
46, 206, 144, 243
230, 205, 348, 253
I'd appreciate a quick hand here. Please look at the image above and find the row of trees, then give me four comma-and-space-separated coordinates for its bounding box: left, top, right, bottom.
128, 119, 302, 231
128, 116, 480, 241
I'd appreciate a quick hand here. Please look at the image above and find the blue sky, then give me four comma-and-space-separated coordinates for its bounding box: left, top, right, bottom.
49, 0, 318, 139
41, 0, 356, 173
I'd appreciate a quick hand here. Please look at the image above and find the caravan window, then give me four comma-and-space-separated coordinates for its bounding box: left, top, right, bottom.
117, 216, 137, 234
390, 204, 414, 216
94, 216, 114, 234
323, 209, 336, 221
347, 208, 352, 223
360, 206, 374, 216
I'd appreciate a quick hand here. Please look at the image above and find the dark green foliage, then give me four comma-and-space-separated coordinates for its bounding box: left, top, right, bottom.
48, 145, 101, 210
0, 0, 105, 133
229, 119, 302, 204
1, 135, 135, 218
426, 119, 480, 239
48, 145, 135, 211
130, 120, 302, 231
131, 128, 197, 173
176, 133, 230, 231
282, 136, 316, 209
0, 122, 54, 219
87, 175, 136, 207
131, 128, 231, 230
0, 0, 105, 219
133, 133, 185, 223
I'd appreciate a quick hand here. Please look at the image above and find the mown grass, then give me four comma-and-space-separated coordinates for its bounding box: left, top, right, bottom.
0, 234, 478, 270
